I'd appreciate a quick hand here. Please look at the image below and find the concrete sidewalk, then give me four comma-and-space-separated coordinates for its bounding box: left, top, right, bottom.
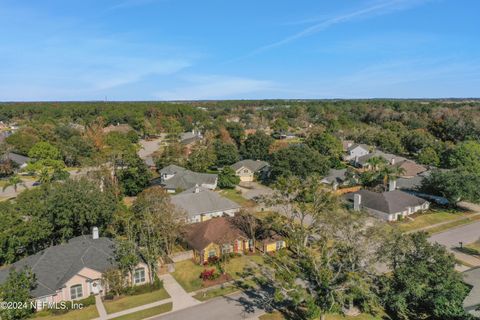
159, 273, 200, 311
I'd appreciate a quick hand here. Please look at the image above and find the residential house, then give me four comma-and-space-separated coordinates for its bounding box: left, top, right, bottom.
171, 186, 241, 223
346, 189, 430, 221
155, 165, 218, 193
0, 229, 150, 309
463, 267, 480, 318
344, 144, 370, 161
341, 140, 354, 152
180, 130, 203, 155
257, 232, 286, 253
184, 217, 251, 264
321, 168, 349, 190
231, 159, 269, 182
353, 150, 406, 169
395, 160, 427, 178
6, 152, 31, 169
102, 123, 134, 134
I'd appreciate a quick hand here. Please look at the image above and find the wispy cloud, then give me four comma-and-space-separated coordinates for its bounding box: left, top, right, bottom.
249, 0, 433, 56
109, 0, 164, 10
155, 75, 277, 100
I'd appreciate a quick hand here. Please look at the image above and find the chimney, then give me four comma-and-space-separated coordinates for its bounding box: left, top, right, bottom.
390, 158, 395, 165
388, 179, 397, 191
194, 184, 200, 193
353, 194, 361, 211
92, 227, 99, 240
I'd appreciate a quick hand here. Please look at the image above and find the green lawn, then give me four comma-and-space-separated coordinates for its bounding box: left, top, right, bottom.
224, 254, 264, 279
193, 285, 239, 301
33, 305, 99, 320
259, 311, 384, 320
427, 214, 480, 234
171, 260, 205, 292
172, 255, 265, 292
465, 240, 480, 255
218, 189, 255, 207
110, 302, 172, 320
394, 209, 474, 233
103, 288, 170, 314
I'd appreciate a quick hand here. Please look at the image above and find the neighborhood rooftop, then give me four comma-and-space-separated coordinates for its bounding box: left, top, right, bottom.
345, 189, 428, 214
463, 267, 480, 317
231, 159, 269, 172
184, 217, 246, 251
171, 186, 241, 218
0, 235, 116, 298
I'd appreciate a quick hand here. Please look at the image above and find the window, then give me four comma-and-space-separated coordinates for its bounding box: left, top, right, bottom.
70, 285, 83, 300
208, 249, 216, 258
276, 241, 283, 251
221, 244, 231, 254
134, 268, 146, 284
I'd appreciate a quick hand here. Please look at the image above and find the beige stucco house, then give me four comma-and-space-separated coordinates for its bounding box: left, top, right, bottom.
231, 159, 269, 182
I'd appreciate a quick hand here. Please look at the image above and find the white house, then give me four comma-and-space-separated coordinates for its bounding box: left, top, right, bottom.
171, 186, 241, 223
343, 144, 370, 161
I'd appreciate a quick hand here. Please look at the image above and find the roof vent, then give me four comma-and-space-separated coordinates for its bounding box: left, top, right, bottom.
194, 184, 200, 193
92, 227, 99, 240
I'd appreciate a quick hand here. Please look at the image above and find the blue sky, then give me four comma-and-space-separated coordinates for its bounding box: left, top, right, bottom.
0, 0, 479, 101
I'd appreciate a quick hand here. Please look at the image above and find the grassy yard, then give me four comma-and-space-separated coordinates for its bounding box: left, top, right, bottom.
465, 240, 480, 255
394, 209, 474, 233
427, 214, 480, 234
110, 302, 172, 320
218, 189, 255, 207
172, 255, 265, 292
259, 311, 385, 320
103, 288, 170, 314
171, 260, 205, 292
193, 285, 239, 301
33, 305, 99, 320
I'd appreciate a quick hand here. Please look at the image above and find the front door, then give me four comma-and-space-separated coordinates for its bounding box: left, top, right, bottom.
91, 280, 102, 295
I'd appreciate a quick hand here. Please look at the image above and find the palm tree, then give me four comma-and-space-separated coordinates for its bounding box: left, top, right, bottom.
366, 156, 387, 171
379, 165, 406, 191
2, 174, 27, 192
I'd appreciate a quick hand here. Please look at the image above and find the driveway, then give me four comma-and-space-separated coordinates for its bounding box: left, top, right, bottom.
236, 182, 273, 201
429, 221, 480, 267
138, 137, 164, 159
154, 291, 267, 320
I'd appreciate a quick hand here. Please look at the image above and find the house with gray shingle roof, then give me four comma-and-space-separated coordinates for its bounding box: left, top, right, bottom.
345, 189, 429, 221
171, 186, 241, 223
0, 231, 150, 308
343, 144, 371, 161
6, 152, 31, 168
231, 159, 269, 182
353, 150, 406, 168
155, 165, 217, 193
464, 267, 480, 318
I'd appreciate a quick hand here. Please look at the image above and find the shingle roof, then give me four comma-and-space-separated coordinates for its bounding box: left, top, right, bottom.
396, 170, 431, 190
463, 267, 480, 317
7, 152, 31, 166
102, 124, 133, 134
184, 217, 246, 251
347, 144, 370, 152
396, 160, 427, 177
356, 150, 406, 166
158, 166, 217, 190
345, 189, 428, 214
171, 187, 241, 218
231, 159, 269, 172
0, 235, 116, 298
180, 131, 202, 145
321, 168, 347, 184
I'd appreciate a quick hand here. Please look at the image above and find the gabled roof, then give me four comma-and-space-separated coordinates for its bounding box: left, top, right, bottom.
180, 131, 202, 145
0, 235, 116, 298
396, 160, 427, 177
356, 150, 406, 166
347, 143, 370, 152
157, 165, 217, 190
102, 124, 133, 134
346, 189, 428, 214
7, 152, 31, 166
171, 187, 241, 218
231, 159, 269, 172
463, 267, 480, 317
321, 168, 347, 184
184, 217, 246, 251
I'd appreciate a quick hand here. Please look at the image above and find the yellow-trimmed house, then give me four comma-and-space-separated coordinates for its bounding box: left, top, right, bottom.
184, 217, 251, 264
257, 234, 287, 253
0, 229, 151, 310
231, 159, 269, 182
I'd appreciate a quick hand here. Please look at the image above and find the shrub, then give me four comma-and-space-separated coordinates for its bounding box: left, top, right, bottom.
207, 256, 219, 266
200, 269, 217, 281
124, 279, 164, 296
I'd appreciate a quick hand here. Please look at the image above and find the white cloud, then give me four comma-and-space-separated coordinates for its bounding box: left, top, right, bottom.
155, 75, 276, 100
